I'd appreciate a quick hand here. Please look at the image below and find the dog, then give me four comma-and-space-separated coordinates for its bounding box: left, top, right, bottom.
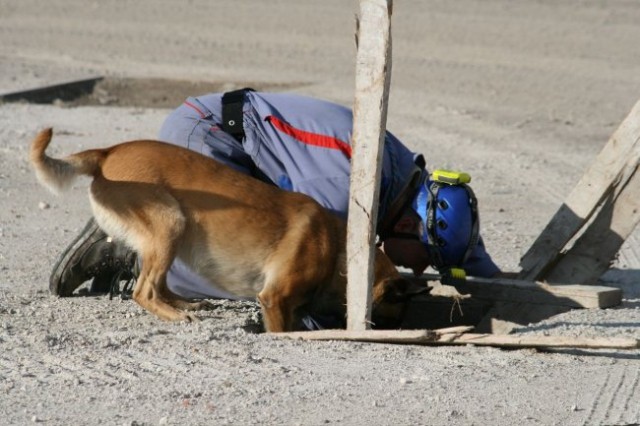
30, 128, 420, 331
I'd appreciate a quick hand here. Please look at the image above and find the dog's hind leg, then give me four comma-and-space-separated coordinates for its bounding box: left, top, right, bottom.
93, 184, 196, 322
133, 249, 198, 322
135, 261, 199, 322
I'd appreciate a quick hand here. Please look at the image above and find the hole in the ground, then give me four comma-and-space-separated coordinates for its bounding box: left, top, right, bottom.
401, 294, 493, 330
0, 77, 307, 108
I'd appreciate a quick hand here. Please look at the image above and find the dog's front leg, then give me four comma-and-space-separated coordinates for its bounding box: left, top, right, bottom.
257, 288, 304, 332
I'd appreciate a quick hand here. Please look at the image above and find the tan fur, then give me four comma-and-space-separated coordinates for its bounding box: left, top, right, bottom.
30, 128, 412, 331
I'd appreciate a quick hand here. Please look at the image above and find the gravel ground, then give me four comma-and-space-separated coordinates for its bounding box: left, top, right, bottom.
1, 1, 639, 425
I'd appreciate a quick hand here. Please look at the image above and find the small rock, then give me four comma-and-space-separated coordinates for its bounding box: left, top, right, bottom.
38, 201, 50, 210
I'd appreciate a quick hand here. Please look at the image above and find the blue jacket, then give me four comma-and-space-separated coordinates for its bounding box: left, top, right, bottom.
159, 91, 498, 277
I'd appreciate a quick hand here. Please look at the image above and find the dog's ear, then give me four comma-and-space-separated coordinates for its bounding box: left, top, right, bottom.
382, 278, 431, 304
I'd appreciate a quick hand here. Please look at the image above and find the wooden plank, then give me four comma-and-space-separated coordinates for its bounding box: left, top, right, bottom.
436, 333, 639, 350
416, 273, 622, 308
519, 99, 640, 280
346, 0, 393, 331
279, 329, 438, 344
545, 165, 640, 284
277, 326, 472, 344
276, 329, 639, 350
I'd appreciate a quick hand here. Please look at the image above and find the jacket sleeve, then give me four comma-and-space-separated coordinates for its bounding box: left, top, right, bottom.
461, 237, 500, 278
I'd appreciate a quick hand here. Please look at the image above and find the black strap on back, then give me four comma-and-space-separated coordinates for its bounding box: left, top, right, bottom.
221, 88, 255, 142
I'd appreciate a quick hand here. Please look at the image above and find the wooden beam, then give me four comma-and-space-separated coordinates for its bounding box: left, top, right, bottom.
276, 328, 639, 350
437, 333, 639, 350
518, 99, 640, 281
415, 273, 622, 308
346, 0, 393, 331
544, 166, 640, 284
276, 326, 472, 345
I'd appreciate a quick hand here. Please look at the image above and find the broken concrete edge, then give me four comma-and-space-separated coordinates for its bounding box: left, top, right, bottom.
0, 76, 105, 104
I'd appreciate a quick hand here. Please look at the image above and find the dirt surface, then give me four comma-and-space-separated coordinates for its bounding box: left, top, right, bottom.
1, 1, 640, 425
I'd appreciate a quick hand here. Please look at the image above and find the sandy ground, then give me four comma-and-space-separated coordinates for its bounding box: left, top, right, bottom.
1, 1, 640, 425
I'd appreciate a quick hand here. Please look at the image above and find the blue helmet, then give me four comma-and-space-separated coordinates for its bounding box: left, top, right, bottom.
411, 170, 480, 270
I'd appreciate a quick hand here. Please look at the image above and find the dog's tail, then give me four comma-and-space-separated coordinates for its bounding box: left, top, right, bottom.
30, 127, 106, 194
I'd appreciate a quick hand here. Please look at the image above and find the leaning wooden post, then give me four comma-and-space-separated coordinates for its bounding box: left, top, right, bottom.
346, 0, 393, 331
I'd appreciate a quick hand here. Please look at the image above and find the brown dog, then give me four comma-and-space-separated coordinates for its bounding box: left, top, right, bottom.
30, 128, 416, 331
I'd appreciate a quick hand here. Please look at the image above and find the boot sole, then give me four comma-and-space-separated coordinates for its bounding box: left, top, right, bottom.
49, 218, 104, 296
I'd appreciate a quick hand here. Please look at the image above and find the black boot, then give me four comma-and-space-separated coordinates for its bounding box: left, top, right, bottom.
49, 218, 137, 296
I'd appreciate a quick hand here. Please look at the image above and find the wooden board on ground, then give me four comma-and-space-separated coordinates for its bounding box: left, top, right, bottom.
276, 328, 639, 350
412, 273, 622, 308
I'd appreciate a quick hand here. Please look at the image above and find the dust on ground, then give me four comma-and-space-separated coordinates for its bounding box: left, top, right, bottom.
1, 1, 639, 425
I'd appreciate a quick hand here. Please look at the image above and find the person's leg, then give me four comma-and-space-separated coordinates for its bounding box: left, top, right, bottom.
165, 258, 245, 300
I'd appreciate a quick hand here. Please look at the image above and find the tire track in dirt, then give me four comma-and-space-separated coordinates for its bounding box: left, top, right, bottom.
582, 365, 640, 426
613, 366, 640, 426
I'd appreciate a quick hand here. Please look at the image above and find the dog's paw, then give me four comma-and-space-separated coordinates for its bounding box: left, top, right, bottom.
168, 299, 215, 312
183, 312, 200, 323
185, 300, 216, 312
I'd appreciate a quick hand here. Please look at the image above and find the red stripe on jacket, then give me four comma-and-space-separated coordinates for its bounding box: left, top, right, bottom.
267, 115, 352, 159
183, 101, 206, 118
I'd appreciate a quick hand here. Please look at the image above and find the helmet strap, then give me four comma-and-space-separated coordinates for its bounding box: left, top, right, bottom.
425, 181, 446, 269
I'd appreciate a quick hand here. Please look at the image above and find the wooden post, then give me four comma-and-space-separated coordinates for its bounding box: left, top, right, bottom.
346, 0, 393, 331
